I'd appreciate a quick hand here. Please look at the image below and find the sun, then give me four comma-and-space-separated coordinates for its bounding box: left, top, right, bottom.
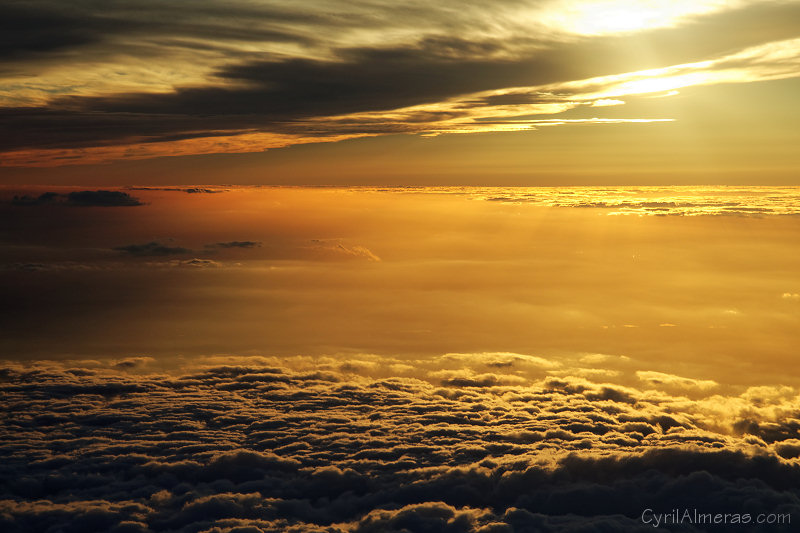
560, 0, 726, 35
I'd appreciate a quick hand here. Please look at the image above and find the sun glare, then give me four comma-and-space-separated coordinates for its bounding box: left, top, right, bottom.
555, 0, 730, 35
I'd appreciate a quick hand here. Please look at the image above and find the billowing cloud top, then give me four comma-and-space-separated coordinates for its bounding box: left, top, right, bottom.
2, 355, 800, 532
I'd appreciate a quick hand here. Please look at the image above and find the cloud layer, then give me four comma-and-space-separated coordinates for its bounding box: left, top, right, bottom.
1, 0, 799, 166
2, 356, 800, 532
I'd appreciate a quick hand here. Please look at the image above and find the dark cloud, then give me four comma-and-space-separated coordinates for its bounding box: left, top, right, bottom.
67, 190, 144, 207
0, 2, 132, 61
0, 36, 644, 148
184, 188, 224, 194
113, 357, 154, 370
208, 241, 262, 249
3, 262, 52, 272
11, 190, 143, 207
2, 262, 98, 272
171, 258, 222, 268
113, 241, 192, 256
1, 1, 798, 155
0, 0, 316, 64
128, 187, 225, 193
468, 91, 568, 107
10, 191, 60, 205
0, 107, 247, 151
1, 360, 799, 532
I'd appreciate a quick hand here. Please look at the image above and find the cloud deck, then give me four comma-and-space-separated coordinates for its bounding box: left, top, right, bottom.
2, 358, 800, 532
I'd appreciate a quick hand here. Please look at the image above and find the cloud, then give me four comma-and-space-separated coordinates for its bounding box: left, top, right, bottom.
1, 262, 98, 272
10, 191, 60, 205
2, 1, 799, 165
0, 2, 133, 61
184, 188, 224, 194
112, 357, 155, 370
207, 241, 262, 249
578, 353, 630, 365
113, 241, 192, 256
128, 187, 225, 194
475, 186, 800, 216
171, 258, 222, 268
0, 1, 312, 64
11, 190, 143, 206
442, 352, 560, 370
591, 98, 625, 107
309, 240, 381, 262
431, 369, 528, 388
66, 190, 144, 207
2, 357, 800, 532
636, 370, 718, 391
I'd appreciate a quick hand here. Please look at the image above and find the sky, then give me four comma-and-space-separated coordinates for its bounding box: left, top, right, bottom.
1, 0, 799, 184
2, 2, 800, 532
2, 186, 800, 531
2, 186, 800, 388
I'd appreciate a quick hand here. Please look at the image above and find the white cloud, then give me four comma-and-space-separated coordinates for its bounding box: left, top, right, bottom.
636, 370, 718, 391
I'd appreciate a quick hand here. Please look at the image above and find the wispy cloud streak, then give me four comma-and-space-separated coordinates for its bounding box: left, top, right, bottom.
0, 1, 798, 165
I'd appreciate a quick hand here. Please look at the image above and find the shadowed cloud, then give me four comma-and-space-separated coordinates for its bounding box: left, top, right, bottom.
11, 190, 143, 206
113, 241, 192, 256
207, 241, 262, 249
1, 357, 799, 531
0, 1, 798, 163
